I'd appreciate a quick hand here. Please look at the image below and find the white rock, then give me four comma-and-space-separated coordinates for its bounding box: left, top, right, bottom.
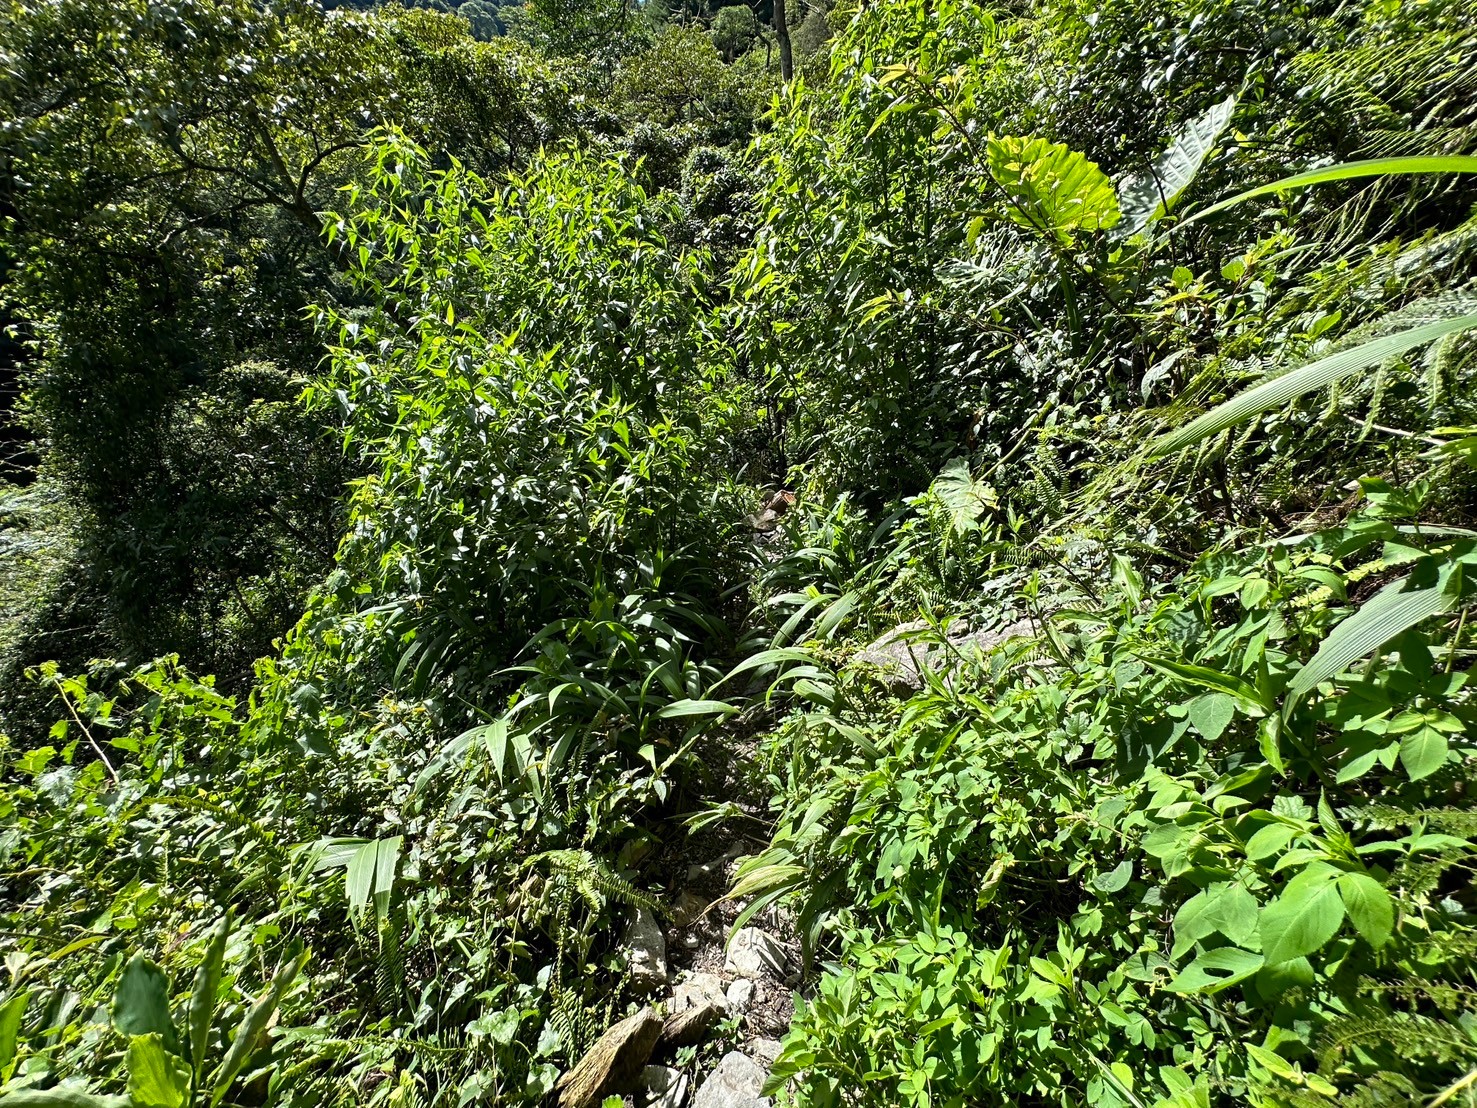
724, 928, 787, 979
692, 1051, 770, 1108
643, 1065, 689, 1108
749, 1038, 783, 1068
725, 978, 754, 1012
672, 972, 728, 1013
624, 907, 668, 993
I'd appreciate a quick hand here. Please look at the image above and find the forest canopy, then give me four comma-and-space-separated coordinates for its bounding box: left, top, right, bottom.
2, 0, 1477, 1106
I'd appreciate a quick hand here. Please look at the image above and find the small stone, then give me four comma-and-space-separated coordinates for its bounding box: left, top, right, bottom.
748, 1038, 782, 1068
724, 928, 787, 979
671, 890, 711, 928
682, 933, 700, 950
658, 1001, 722, 1049
642, 1065, 688, 1108
623, 907, 668, 993
556, 1007, 663, 1108
691, 1052, 770, 1108
672, 972, 728, 1013
725, 978, 754, 1013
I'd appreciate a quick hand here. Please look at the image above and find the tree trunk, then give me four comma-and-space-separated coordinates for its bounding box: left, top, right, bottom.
774, 0, 793, 82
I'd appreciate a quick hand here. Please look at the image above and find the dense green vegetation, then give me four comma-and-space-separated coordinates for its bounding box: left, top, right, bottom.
2, 0, 1477, 1105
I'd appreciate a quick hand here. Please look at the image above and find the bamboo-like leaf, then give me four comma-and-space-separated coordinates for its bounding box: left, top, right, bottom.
1137, 655, 1270, 713
654, 698, 740, 719
209, 950, 308, 1108
1286, 566, 1461, 710
1150, 310, 1477, 457
1179, 155, 1477, 228
0, 1086, 130, 1107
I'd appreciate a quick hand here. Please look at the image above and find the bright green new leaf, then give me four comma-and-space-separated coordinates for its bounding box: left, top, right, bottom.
0, 990, 28, 1079
931, 457, 998, 534
126, 1034, 191, 1108
987, 136, 1121, 246
1336, 873, 1394, 949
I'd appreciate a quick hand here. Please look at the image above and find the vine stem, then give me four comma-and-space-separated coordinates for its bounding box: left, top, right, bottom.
52, 677, 118, 784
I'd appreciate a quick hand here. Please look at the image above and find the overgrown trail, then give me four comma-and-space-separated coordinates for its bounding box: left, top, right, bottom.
3, 0, 1477, 1105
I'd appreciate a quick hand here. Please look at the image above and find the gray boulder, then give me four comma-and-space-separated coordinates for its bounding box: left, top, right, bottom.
852, 616, 1035, 693
692, 1051, 770, 1108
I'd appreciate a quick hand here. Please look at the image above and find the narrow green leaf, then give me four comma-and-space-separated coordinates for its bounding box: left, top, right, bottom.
210, 950, 308, 1108
344, 840, 377, 922
1179, 155, 1477, 229
187, 912, 232, 1074
0, 1086, 129, 1107
1151, 310, 1477, 457
654, 699, 740, 719
372, 837, 403, 921
0, 990, 29, 1077
1137, 655, 1269, 712
1287, 570, 1459, 709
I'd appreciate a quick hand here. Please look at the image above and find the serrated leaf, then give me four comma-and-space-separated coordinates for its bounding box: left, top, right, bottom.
1259, 868, 1345, 965
1336, 872, 1393, 949
1172, 881, 1259, 958
1187, 693, 1236, 743
1399, 724, 1450, 781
